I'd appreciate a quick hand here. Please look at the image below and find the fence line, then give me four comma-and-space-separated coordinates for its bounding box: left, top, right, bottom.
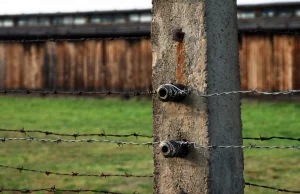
245, 182, 300, 193
1, 182, 300, 194
191, 89, 300, 97
0, 90, 155, 96
243, 136, 300, 142
2, 88, 300, 98
1, 137, 299, 150
2, 128, 299, 142
0, 186, 124, 194
0, 164, 153, 178
0, 128, 153, 139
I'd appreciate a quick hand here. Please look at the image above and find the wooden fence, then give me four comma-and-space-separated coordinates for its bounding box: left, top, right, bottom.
239, 34, 300, 91
0, 34, 299, 92
0, 39, 152, 91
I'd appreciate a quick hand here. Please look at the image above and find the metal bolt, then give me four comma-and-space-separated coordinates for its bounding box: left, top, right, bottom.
159, 140, 189, 158
157, 84, 187, 102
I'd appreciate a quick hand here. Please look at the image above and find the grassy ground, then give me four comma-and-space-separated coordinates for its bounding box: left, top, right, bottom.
0, 96, 299, 194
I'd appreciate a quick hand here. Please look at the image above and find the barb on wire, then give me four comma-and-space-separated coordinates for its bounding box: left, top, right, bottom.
243, 136, 300, 142
0, 128, 153, 139
0, 89, 156, 96
245, 182, 300, 193
0, 137, 299, 150
194, 89, 300, 97
0, 185, 123, 194
0, 36, 150, 43
0, 164, 153, 178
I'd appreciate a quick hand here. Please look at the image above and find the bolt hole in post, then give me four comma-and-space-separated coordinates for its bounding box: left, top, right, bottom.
161, 145, 169, 153
158, 88, 168, 99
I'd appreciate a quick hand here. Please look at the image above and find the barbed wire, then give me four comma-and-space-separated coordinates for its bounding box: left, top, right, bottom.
0, 128, 153, 139
1, 128, 300, 142
192, 89, 300, 97
2, 88, 300, 98
245, 182, 300, 193
191, 143, 299, 150
0, 137, 155, 146
0, 186, 124, 194
0, 137, 299, 150
0, 164, 153, 178
1, 182, 299, 193
0, 36, 150, 43
0, 89, 155, 96
243, 136, 300, 142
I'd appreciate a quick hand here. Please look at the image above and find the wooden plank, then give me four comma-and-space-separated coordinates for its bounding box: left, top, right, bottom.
247, 35, 258, 90
263, 35, 273, 91
293, 36, 300, 89
125, 41, 133, 91
285, 36, 294, 90
0, 44, 5, 89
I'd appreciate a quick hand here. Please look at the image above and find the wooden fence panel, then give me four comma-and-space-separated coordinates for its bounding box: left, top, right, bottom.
0, 36, 298, 92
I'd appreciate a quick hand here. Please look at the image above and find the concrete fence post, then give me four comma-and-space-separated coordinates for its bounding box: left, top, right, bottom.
151, 0, 244, 194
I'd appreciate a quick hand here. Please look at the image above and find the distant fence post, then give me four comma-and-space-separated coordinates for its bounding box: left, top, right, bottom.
151, 0, 244, 194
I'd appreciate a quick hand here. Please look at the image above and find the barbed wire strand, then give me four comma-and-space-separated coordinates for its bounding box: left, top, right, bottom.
0, 164, 153, 178
0, 89, 155, 96
243, 136, 300, 142
0, 182, 299, 193
0, 137, 299, 150
0, 128, 153, 139
192, 89, 300, 97
0, 137, 155, 146
1, 127, 300, 142
245, 182, 300, 193
2, 88, 300, 97
0, 36, 150, 43
0, 186, 124, 194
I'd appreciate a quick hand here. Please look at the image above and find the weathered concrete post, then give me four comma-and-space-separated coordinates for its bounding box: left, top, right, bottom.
152, 0, 244, 194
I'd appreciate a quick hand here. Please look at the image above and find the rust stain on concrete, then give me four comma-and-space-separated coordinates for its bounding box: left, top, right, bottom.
176, 42, 186, 84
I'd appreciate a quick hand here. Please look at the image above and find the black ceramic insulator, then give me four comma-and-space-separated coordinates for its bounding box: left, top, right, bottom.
159, 140, 189, 158
157, 84, 186, 102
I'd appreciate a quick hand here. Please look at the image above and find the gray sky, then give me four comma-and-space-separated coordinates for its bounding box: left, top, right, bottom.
0, 0, 299, 15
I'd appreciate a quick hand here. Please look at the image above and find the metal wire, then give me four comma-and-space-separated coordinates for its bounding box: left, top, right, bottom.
0, 164, 153, 178
243, 136, 300, 142
0, 128, 153, 139
0, 89, 155, 96
0, 186, 124, 194
192, 89, 300, 97
245, 182, 300, 193
0, 137, 299, 150
190, 143, 300, 150
0, 36, 150, 43
2, 88, 300, 98
0, 137, 155, 146
4, 128, 299, 142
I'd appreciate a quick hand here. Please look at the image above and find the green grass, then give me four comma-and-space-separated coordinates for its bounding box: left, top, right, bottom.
0, 96, 299, 194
